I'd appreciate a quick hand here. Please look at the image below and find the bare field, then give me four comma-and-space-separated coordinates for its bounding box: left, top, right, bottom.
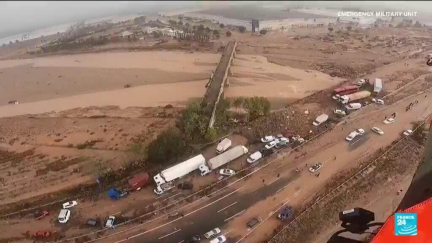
0, 51, 219, 105
0, 106, 180, 206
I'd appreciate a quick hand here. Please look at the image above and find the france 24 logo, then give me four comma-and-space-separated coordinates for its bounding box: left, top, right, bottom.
395, 213, 417, 236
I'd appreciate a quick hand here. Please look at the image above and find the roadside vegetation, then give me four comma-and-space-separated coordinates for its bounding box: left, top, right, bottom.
133, 96, 271, 165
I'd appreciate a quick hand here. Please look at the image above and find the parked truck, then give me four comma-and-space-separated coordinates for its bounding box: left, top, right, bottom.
128, 172, 149, 191
199, 145, 248, 176
216, 138, 232, 154
153, 154, 206, 194
340, 91, 371, 104
373, 78, 383, 94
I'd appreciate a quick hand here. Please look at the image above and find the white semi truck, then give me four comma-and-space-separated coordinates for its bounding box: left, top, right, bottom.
199, 145, 248, 176
153, 154, 205, 194
340, 91, 372, 104
373, 78, 383, 94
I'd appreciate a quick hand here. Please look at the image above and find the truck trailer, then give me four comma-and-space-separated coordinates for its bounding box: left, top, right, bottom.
153, 154, 205, 194
340, 91, 371, 104
373, 78, 383, 94
199, 145, 248, 175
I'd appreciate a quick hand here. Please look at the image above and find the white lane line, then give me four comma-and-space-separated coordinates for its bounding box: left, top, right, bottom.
236, 197, 291, 243
113, 211, 122, 216
351, 136, 366, 146
224, 209, 245, 222
268, 177, 281, 185
158, 228, 181, 240
155, 194, 168, 200
217, 202, 238, 213
178, 241, 184, 243
114, 186, 245, 242
294, 190, 301, 198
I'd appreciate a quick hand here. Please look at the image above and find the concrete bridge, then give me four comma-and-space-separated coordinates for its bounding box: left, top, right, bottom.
202, 41, 237, 129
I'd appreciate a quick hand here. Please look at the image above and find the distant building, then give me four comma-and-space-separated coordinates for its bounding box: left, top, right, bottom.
121, 30, 134, 38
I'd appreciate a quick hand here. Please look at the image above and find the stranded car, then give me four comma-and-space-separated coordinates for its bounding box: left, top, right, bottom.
247, 217, 261, 229
34, 210, 49, 220
403, 129, 413, 136
33, 231, 52, 239
372, 98, 385, 105
105, 216, 116, 228
62, 200, 78, 209
185, 235, 201, 243
204, 228, 221, 239
371, 127, 384, 135
309, 163, 323, 173
265, 141, 277, 150
278, 206, 294, 220
219, 169, 235, 176
261, 136, 275, 143
247, 151, 262, 164
345, 128, 365, 141
383, 118, 395, 124
334, 109, 347, 116
210, 236, 227, 243
58, 209, 71, 224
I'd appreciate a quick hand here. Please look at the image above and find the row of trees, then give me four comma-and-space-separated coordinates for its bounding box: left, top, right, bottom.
233, 97, 271, 121
138, 96, 271, 165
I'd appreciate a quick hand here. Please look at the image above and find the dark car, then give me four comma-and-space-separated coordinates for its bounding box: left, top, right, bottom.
261, 148, 275, 157
277, 206, 294, 220
247, 217, 260, 228
177, 182, 193, 190
34, 210, 49, 220
86, 219, 100, 227
185, 235, 201, 243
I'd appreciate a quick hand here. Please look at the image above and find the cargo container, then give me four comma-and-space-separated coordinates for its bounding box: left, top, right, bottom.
199, 145, 248, 175
340, 91, 372, 104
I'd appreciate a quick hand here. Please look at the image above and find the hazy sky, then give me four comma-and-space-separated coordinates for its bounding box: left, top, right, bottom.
1, 1, 431, 38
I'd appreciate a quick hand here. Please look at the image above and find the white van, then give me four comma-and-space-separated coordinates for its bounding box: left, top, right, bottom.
58, 209, 71, 223
216, 138, 232, 154
345, 103, 362, 111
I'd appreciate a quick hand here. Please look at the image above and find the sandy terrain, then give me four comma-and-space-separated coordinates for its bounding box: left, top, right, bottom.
226, 54, 343, 108
0, 51, 219, 106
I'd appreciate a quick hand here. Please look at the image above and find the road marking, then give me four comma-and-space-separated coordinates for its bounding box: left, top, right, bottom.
113, 186, 245, 242
113, 211, 122, 216
268, 177, 281, 185
351, 136, 366, 146
294, 190, 301, 198
178, 241, 184, 243
158, 228, 181, 240
217, 202, 238, 213
224, 209, 245, 222
155, 193, 168, 200
236, 197, 291, 243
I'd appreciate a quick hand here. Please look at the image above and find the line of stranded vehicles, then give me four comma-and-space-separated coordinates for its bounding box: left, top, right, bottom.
153, 134, 306, 195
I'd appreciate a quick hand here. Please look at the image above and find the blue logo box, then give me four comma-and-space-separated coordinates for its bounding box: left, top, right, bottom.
395, 213, 417, 236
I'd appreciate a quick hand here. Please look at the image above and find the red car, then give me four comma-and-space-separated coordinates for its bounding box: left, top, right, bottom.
33, 231, 52, 239
34, 210, 49, 220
